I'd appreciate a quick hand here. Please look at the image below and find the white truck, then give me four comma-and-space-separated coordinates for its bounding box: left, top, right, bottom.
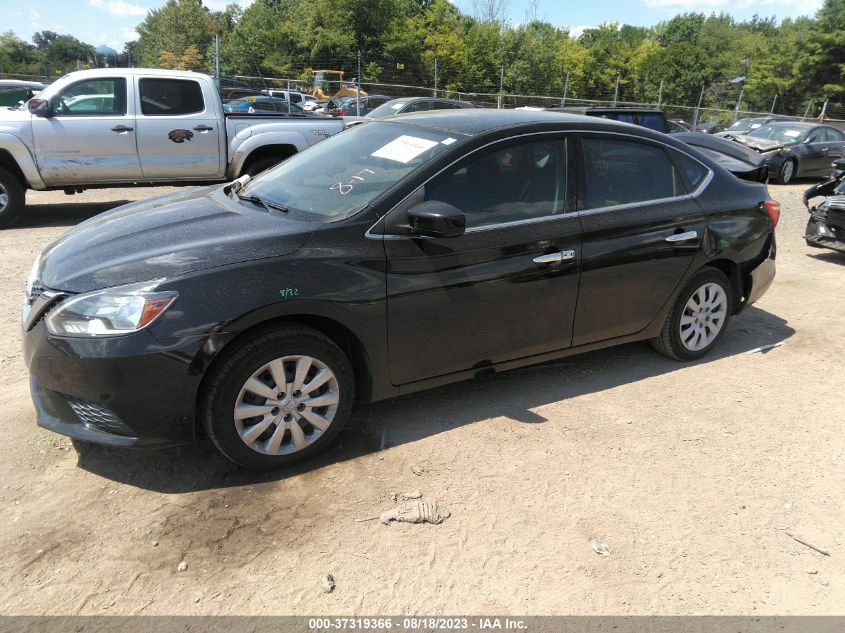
0, 68, 348, 227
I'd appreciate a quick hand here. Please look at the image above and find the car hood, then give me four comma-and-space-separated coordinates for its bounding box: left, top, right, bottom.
38, 186, 320, 293
0, 108, 32, 129
731, 135, 788, 153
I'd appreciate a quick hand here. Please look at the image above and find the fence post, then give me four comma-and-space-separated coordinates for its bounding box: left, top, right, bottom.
613, 75, 619, 106
561, 71, 570, 107
733, 88, 743, 124
819, 100, 828, 121
657, 79, 664, 108
357, 50, 361, 114
770, 94, 777, 114
802, 99, 813, 121
693, 84, 705, 128
497, 66, 504, 109
433, 58, 438, 97
214, 34, 219, 80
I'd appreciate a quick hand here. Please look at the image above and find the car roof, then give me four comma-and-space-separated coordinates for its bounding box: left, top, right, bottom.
547, 106, 665, 115
379, 108, 672, 137
759, 121, 816, 129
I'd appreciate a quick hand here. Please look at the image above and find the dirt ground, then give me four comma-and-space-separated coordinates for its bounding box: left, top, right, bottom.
0, 183, 842, 616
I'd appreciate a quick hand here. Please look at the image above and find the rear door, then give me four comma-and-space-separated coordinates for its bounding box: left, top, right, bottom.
572, 134, 707, 346
385, 134, 582, 385
31, 76, 142, 184
135, 76, 224, 179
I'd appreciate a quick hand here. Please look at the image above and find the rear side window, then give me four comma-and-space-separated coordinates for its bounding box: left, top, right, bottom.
581, 137, 683, 209
404, 101, 432, 113
671, 150, 709, 192
637, 113, 667, 133
140, 78, 204, 116
823, 127, 844, 142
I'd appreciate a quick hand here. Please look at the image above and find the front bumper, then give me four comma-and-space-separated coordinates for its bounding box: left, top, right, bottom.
805, 214, 845, 254
23, 319, 206, 448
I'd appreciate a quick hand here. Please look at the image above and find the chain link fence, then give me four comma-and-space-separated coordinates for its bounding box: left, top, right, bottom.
4, 63, 844, 129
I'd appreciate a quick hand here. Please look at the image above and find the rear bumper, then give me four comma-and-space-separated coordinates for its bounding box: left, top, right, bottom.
745, 235, 776, 307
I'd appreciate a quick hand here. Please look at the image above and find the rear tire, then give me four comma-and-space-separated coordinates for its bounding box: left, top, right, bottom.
0, 166, 26, 228
203, 326, 354, 470
651, 268, 734, 361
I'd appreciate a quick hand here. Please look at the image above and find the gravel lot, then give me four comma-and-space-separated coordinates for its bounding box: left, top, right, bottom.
0, 183, 842, 615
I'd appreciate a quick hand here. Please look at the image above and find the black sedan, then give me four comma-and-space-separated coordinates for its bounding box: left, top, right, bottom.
22, 110, 778, 470
732, 121, 845, 184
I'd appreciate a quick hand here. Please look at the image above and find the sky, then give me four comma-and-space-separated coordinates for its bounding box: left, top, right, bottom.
2, 0, 825, 52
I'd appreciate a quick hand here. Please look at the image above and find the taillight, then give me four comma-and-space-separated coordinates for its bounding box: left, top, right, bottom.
763, 199, 781, 229
335, 108, 347, 116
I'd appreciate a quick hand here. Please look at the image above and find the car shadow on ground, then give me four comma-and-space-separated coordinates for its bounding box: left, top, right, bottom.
807, 251, 845, 265
11, 201, 130, 228
72, 305, 795, 493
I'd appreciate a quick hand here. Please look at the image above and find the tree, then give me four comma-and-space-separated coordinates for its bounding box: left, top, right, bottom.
136, 0, 215, 73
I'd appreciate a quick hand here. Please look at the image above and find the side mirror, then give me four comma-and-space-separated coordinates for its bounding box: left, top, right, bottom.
28, 98, 50, 117
407, 201, 465, 238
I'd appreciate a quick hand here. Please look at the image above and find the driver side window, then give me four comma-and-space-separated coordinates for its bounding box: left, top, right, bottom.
53, 78, 127, 116
425, 138, 567, 229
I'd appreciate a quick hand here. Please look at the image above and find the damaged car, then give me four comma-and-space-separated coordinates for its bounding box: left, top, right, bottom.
804, 158, 845, 254
732, 121, 845, 184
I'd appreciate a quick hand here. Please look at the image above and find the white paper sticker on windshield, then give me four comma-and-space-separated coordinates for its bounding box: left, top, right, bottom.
784, 130, 801, 137
372, 135, 439, 163
441, 137, 457, 145
390, 102, 403, 110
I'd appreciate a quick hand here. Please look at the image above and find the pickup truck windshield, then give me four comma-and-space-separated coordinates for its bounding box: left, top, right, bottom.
242, 122, 460, 220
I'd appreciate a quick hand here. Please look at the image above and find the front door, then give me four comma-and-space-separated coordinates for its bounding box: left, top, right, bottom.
31, 76, 142, 185
572, 134, 707, 346
135, 76, 223, 179
385, 135, 582, 385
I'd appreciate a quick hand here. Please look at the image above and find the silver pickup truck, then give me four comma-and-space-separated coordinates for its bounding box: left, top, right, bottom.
0, 68, 348, 227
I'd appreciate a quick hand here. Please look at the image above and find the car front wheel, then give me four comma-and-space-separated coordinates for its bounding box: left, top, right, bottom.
651, 268, 734, 361
0, 166, 25, 228
777, 159, 796, 185
203, 326, 354, 470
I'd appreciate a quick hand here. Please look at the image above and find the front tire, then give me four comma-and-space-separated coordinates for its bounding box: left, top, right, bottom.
777, 159, 796, 185
651, 268, 734, 361
0, 166, 26, 228
203, 326, 354, 470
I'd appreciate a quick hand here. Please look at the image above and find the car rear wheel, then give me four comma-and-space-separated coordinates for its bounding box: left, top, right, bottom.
651, 268, 733, 361
203, 326, 354, 470
777, 159, 796, 185
0, 166, 25, 229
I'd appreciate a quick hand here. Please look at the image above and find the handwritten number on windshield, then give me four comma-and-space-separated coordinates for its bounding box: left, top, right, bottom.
331, 168, 376, 195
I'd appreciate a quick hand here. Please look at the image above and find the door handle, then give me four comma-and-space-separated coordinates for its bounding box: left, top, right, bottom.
533, 250, 576, 264
193, 125, 214, 131
111, 125, 133, 132
665, 230, 698, 243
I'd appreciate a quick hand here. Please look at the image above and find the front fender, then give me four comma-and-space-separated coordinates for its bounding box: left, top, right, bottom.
227, 130, 310, 178
0, 132, 45, 189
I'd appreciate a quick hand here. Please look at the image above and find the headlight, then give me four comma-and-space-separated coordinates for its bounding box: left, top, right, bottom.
45, 282, 177, 337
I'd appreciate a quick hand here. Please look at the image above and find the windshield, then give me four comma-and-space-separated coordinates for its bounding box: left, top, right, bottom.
242, 122, 463, 220
368, 100, 407, 118
747, 124, 806, 143
729, 118, 764, 132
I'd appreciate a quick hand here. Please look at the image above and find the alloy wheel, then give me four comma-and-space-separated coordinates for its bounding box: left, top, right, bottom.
0, 182, 7, 212
233, 355, 340, 455
781, 160, 794, 184
679, 282, 728, 352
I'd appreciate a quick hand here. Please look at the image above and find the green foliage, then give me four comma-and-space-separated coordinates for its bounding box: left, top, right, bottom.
0, 0, 843, 115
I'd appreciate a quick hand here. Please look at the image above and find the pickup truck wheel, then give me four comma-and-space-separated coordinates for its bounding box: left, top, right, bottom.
202, 326, 354, 470
245, 155, 287, 177
0, 166, 25, 228
650, 268, 733, 361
